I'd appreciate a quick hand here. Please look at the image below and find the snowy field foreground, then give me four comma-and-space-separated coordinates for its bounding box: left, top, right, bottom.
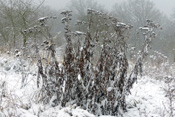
0, 55, 169, 117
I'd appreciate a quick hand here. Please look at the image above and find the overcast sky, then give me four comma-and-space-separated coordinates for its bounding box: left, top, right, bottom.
39, 0, 174, 17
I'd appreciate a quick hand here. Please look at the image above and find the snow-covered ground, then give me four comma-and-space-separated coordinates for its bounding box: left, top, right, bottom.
125, 77, 166, 117
0, 54, 169, 117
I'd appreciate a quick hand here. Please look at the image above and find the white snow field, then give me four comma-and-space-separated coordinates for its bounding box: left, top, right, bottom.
0, 54, 169, 117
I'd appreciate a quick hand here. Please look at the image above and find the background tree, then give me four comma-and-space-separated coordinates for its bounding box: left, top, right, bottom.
0, 0, 50, 50
160, 10, 175, 62
69, 0, 103, 20
112, 0, 162, 49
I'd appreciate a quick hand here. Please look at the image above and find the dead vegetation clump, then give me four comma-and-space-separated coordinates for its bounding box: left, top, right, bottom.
35, 9, 160, 116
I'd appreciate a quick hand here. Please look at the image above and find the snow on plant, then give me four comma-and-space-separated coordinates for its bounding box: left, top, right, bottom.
162, 76, 175, 117
36, 9, 161, 116
127, 20, 161, 91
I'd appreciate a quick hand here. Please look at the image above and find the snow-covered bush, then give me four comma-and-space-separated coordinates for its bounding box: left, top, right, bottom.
143, 51, 174, 80
36, 10, 160, 116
